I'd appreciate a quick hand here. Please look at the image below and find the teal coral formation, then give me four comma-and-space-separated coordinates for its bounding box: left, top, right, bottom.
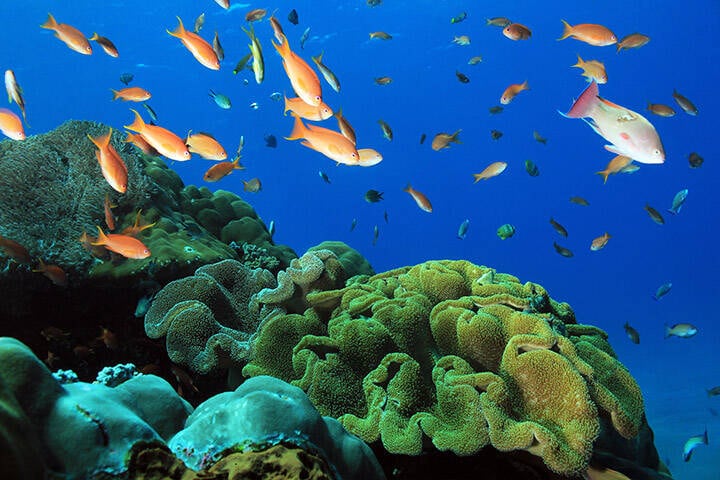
242, 259, 655, 476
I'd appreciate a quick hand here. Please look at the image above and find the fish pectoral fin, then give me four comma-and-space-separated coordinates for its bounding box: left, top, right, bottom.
581, 118, 604, 137
604, 144, 626, 156
300, 140, 320, 152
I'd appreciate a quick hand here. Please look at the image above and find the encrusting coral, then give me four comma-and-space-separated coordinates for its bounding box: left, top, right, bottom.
242, 259, 656, 476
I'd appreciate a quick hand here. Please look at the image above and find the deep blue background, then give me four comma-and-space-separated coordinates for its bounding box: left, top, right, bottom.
1, 1, 718, 478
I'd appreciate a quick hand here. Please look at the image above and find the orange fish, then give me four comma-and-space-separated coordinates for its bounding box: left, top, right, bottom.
284, 95, 333, 121
357, 148, 383, 167
124, 109, 190, 161
245, 8, 267, 22
111, 87, 151, 102
596, 155, 632, 183
125, 132, 159, 156
404, 184, 432, 213
167, 16, 220, 70
104, 194, 116, 230
273, 34, 323, 106
503, 23, 531, 40
617, 33, 650, 52
243, 178, 262, 192
334, 108, 356, 145
590, 232, 611, 251
0, 235, 31, 263
473, 162, 507, 182
500, 80, 529, 104
121, 210, 156, 236
33, 259, 68, 287
87, 128, 128, 193
40, 14, 92, 55
92, 226, 151, 259
203, 157, 244, 182
558, 20, 617, 46
0, 108, 25, 140
4, 70, 27, 124
186, 132, 227, 160
431, 130, 462, 151
90, 33, 119, 57
572, 55, 607, 84
285, 113, 359, 165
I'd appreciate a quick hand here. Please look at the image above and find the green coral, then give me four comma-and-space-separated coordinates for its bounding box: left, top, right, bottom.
243, 260, 647, 476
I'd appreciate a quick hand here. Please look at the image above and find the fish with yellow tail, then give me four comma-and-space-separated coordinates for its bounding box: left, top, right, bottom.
203, 158, 243, 182
500, 80, 529, 104
472, 162, 507, 182
285, 113, 359, 165
124, 109, 190, 161
167, 17, 220, 70
562, 81, 665, 164
558, 20, 617, 46
91, 227, 151, 259
242, 24, 264, 84
87, 128, 128, 194
403, 184, 432, 213
596, 155, 632, 183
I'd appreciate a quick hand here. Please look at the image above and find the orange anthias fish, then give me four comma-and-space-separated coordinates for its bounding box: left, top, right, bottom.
404, 184, 432, 213
92, 226, 151, 259
186, 132, 227, 160
203, 157, 244, 182
558, 20, 617, 46
4, 70, 27, 124
0, 108, 25, 140
87, 128, 128, 194
503, 23, 531, 40
617, 33, 650, 52
124, 109, 190, 161
284, 95, 333, 121
500, 81, 529, 104
33, 259, 68, 287
104, 194, 116, 230
40, 14, 92, 55
562, 81, 665, 164
572, 55, 607, 84
167, 16, 220, 70
111, 87, 151, 102
90, 33, 119, 57
596, 155, 633, 183
125, 132, 159, 156
285, 113, 359, 165
431, 130, 461, 151
357, 148, 383, 167
121, 210, 156, 236
473, 162, 507, 182
0, 235, 31, 263
273, 34, 323, 107
590, 232, 611, 251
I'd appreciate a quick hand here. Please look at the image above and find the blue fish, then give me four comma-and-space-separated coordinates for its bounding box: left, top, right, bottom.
683, 428, 708, 462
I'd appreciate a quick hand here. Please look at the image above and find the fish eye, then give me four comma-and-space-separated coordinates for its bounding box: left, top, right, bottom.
315, 96, 321, 102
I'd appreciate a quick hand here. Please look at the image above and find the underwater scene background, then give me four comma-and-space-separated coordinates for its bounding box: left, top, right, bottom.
0, 0, 718, 478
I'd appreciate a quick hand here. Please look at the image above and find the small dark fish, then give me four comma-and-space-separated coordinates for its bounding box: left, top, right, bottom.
644, 204, 665, 225
365, 189, 384, 203
318, 170, 331, 183
653, 282, 672, 301
264, 134, 277, 148
119, 73, 133, 85
374, 76, 393, 85
350, 218, 358, 231
243, 178, 262, 192
268, 220, 275, 237
212, 31, 224, 61
288, 9, 299, 25
372, 225, 379, 246
451, 12, 468, 24
553, 242, 573, 258
497, 224, 515, 240
706, 386, 720, 397
549, 218, 568, 237
419, 133, 427, 144
455, 71, 470, 83
300, 27, 311, 49
490, 129, 503, 140
487, 17, 511, 27
489, 106, 504, 114
533, 131, 547, 144
683, 428, 708, 462
384, 210, 389, 223
570, 196, 590, 206
378, 119, 393, 141
623, 322, 640, 344
665, 323, 698, 339
524, 159, 539, 177
193, 13, 205, 33
233, 53, 253, 74
688, 152, 704, 168
672, 89, 698, 116
142, 103, 158, 123
367, 0, 382, 6
457, 219, 470, 239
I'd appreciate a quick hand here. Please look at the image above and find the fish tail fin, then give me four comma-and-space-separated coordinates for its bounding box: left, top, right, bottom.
472, 174, 483, 183
521, 80, 530, 91
403, 183, 412, 193
285, 113, 307, 140
124, 109, 145, 133
558, 19, 573, 40
663, 324, 671, 339
283, 95, 291, 116
32, 258, 47, 273
110, 89, 120, 100
595, 170, 609, 184
311, 51, 323, 64
451, 129, 462, 143
667, 208, 677, 215
167, 16, 186, 38
40, 13, 58, 30
87, 129, 111, 149
573, 54, 583, 67
91, 226, 109, 246
90, 32, 99, 41
565, 81, 599, 118
334, 107, 343, 118
272, 34, 291, 57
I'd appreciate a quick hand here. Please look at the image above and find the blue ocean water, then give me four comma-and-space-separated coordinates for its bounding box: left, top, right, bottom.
1, 0, 718, 478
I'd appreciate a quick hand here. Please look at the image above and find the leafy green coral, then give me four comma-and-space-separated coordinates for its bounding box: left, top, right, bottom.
242, 260, 647, 476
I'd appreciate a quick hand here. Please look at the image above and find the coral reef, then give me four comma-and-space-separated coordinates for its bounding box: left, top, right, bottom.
242, 260, 662, 477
